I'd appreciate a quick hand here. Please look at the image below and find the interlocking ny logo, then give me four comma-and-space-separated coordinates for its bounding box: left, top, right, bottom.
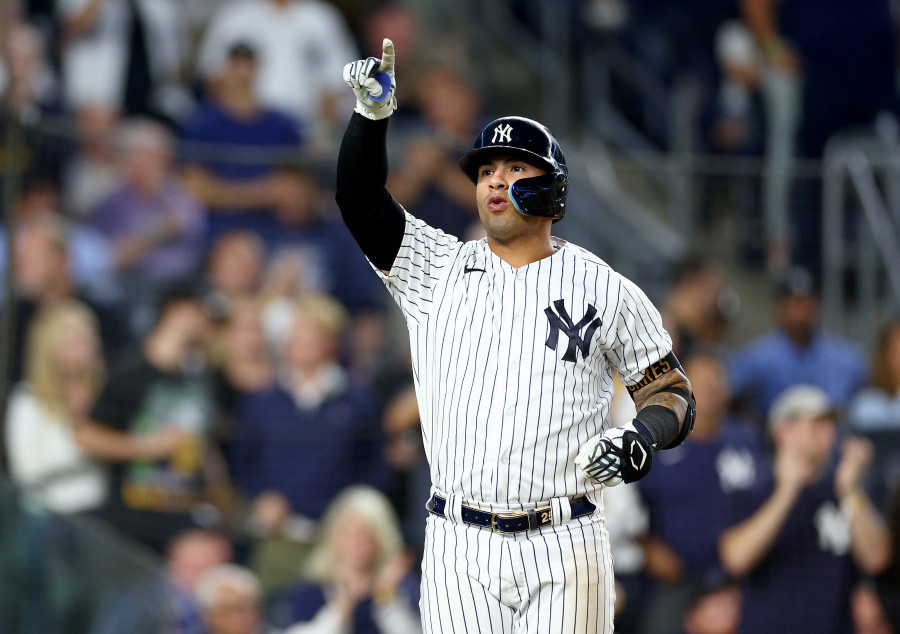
544, 300, 602, 362
492, 123, 513, 143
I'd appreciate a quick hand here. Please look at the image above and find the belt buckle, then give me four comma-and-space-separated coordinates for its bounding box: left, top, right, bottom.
491, 513, 505, 533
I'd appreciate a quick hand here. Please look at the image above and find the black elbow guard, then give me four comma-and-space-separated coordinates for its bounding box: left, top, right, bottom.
657, 386, 696, 450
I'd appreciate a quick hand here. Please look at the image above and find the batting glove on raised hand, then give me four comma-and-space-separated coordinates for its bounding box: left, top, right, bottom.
574, 421, 655, 487
343, 38, 397, 121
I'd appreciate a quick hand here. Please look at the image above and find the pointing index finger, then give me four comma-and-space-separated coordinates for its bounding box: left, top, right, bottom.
380, 38, 395, 73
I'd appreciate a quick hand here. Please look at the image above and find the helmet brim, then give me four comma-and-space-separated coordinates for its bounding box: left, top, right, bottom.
458, 146, 556, 183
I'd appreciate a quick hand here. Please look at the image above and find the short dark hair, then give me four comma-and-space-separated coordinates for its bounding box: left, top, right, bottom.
228, 41, 257, 60
776, 267, 819, 299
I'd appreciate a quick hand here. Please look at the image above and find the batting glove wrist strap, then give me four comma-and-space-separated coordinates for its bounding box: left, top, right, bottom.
574, 421, 654, 487
343, 38, 397, 121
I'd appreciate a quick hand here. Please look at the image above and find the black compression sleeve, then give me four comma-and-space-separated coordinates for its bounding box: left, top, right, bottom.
335, 112, 406, 271
634, 405, 681, 450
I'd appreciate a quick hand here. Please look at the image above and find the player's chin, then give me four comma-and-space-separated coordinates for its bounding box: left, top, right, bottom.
479, 206, 517, 231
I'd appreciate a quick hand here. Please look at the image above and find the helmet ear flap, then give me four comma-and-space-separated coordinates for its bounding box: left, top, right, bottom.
509, 170, 568, 221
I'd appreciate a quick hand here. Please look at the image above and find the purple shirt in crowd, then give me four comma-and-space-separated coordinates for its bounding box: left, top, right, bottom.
92, 179, 206, 280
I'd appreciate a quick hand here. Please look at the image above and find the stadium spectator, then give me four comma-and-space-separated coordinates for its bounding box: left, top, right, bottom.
93, 529, 234, 634
359, 2, 421, 69
229, 295, 390, 526
6, 213, 130, 383
206, 231, 267, 306
262, 163, 382, 315
181, 41, 303, 245
849, 319, 900, 432
62, 104, 122, 219
728, 267, 867, 425
0, 177, 119, 304
277, 486, 421, 634
743, 0, 899, 274
213, 297, 275, 446
707, 22, 763, 157
718, 384, 891, 634
197, 0, 356, 133
5, 300, 107, 514
636, 352, 762, 633
876, 482, 900, 631
742, 0, 897, 160
195, 564, 270, 634
0, 21, 72, 211
92, 119, 206, 293
386, 61, 482, 239
660, 256, 732, 358
75, 282, 227, 552
56, 0, 192, 120
0, 20, 59, 111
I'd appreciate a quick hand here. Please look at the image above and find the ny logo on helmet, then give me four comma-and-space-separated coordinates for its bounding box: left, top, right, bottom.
492, 123, 513, 144
544, 300, 602, 362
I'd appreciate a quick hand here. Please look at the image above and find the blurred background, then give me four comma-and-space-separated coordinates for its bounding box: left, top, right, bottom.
1, 0, 900, 632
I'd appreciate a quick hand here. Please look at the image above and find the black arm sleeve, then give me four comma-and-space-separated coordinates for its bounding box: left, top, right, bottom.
335, 112, 406, 271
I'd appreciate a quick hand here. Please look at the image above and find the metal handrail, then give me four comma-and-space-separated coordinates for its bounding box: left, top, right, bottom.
821, 143, 900, 341
846, 149, 900, 302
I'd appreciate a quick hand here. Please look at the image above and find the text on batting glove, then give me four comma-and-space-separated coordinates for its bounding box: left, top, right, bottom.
342, 38, 397, 121
574, 421, 654, 486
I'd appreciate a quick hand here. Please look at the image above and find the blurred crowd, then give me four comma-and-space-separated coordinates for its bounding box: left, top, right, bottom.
574, 0, 900, 272
1, 1, 900, 634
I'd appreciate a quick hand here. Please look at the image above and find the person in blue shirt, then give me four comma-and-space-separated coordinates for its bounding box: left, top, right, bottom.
228, 295, 390, 523
180, 41, 303, 246
637, 352, 764, 634
264, 163, 382, 315
728, 267, 867, 426
718, 384, 891, 634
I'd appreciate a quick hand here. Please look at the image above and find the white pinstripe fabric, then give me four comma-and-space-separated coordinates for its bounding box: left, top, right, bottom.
375, 211, 672, 510
421, 513, 614, 634
373, 211, 670, 632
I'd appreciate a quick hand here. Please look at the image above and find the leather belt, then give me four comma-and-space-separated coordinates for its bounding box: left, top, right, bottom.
426, 494, 595, 534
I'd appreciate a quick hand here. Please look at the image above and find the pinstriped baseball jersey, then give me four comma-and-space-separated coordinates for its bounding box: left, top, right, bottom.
376, 211, 673, 509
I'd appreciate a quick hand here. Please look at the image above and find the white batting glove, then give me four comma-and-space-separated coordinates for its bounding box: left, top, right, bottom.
575, 421, 654, 487
343, 38, 397, 121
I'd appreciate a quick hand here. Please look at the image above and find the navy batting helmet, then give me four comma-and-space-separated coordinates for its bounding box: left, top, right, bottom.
458, 116, 568, 222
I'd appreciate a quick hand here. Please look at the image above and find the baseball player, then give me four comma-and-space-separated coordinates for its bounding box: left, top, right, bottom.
335, 39, 695, 633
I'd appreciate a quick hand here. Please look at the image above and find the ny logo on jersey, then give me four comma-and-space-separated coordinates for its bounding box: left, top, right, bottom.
492, 123, 513, 143
544, 300, 602, 362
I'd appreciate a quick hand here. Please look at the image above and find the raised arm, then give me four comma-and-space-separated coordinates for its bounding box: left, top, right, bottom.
718, 438, 814, 576
835, 437, 892, 575
335, 39, 405, 273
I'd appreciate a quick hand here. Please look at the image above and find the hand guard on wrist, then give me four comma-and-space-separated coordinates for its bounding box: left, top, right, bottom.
574, 421, 654, 487
342, 38, 397, 121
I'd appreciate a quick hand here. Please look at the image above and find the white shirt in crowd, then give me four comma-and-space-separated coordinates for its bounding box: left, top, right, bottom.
57, 0, 187, 111
198, 0, 357, 126
5, 385, 108, 514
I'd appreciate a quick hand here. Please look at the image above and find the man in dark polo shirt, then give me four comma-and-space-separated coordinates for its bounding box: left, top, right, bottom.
75, 283, 222, 552
718, 384, 891, 633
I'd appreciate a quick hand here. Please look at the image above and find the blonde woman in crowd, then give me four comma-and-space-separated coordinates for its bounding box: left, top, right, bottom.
5, 300, 108, 513
281, 486, 421, 634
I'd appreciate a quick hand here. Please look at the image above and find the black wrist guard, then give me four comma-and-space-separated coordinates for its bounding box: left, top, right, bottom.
620, 425, 654, 483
